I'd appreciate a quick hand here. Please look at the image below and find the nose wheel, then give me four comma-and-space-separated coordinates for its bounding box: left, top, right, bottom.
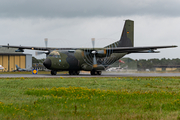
51, 70, 57, 75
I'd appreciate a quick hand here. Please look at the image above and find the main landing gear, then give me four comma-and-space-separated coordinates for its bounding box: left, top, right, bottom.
51, 70, 57, 75
50, 70, 101, 75
90, 70, 102, 75
69, 70, 80, 75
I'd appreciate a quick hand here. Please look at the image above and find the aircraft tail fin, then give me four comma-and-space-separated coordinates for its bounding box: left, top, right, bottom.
15, 64, 20, 70
104, 20, 134, 48
118, 20, 134, 47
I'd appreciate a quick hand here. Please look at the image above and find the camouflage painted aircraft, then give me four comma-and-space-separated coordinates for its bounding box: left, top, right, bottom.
0, 20, 177, 75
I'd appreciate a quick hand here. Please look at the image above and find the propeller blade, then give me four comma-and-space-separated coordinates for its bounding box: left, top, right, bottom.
93, 54, 97, 68
44, 38, 48, 48
91, 38, 97, 68
91, 38, 95, 49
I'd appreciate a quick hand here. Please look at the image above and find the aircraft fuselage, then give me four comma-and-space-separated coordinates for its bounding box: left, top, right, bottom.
43, 50, 126, 72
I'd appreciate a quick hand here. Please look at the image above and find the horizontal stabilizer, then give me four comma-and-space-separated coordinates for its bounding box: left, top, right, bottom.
106, 45, 177, 53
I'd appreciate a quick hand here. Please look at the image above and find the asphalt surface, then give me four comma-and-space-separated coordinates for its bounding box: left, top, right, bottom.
1, 72, 180, 78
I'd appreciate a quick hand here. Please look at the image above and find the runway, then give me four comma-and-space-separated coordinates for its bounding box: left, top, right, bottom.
1, 72, 180, 78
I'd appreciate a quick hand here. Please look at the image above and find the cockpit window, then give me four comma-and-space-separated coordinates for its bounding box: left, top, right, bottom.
48, 51, 61, 58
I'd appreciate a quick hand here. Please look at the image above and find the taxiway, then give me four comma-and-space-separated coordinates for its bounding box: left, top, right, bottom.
0, 72, 180, 78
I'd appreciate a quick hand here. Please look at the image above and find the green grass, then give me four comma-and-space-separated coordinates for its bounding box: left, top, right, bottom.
1, 77, 180, 119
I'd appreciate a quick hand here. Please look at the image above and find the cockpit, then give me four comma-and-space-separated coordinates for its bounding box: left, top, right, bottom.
48, 50, 61, 58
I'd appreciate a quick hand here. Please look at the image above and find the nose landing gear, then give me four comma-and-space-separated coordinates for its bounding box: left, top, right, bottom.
51, 70, 57, 75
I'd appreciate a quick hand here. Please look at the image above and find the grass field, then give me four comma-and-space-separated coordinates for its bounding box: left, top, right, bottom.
1, 77, 180, 119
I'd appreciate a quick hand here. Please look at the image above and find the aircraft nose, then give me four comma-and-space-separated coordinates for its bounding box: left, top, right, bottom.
43, 58, 51, 69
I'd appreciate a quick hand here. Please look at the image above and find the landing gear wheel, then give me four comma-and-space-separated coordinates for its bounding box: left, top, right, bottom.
51, 70, 57, 75
69, 70, 73, 75
91, 70, 102, 75
69, 70, 80, 75
91, 70, 95, 75
76, 71, 80, 75
97, 71, 102, 75
72, 71, 76, 75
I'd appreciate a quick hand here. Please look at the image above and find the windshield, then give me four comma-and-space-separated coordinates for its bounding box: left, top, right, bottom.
48, 51, 61, 58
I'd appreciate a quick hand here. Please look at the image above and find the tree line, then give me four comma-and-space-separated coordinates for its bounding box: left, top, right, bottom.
137, 58, 180, 71
33, 56, 180, 71
32, 57, 45, 63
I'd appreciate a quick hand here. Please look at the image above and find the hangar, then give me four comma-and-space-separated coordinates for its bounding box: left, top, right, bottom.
0, 47, 32, 72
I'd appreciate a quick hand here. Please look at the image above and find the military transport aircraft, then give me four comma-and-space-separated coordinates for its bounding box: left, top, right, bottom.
0, 20, 177, 75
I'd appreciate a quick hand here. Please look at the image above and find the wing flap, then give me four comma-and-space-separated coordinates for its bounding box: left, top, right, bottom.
0, 45, 75, 51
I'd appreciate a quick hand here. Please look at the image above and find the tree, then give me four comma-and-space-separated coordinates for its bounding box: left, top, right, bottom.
32, 56, 39, 63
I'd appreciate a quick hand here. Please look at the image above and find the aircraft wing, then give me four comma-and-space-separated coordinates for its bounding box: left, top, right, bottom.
0, 45, 75, 51
106, 45, 177, 53
0, 45, 177, 54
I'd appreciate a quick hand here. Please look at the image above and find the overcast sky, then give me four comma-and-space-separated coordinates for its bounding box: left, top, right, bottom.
0, 0, 179, 59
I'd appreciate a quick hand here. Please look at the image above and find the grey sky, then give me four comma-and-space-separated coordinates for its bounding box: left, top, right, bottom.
1, 0, 180, 18
0, 0, 179, 59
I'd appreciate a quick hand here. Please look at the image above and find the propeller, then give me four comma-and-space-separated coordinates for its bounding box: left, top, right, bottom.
82, 38, 113, 69
35, 38, 49, 56
91, 38, 98, 68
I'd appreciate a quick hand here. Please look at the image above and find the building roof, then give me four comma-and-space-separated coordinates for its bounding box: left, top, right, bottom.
0, 47, 31, 55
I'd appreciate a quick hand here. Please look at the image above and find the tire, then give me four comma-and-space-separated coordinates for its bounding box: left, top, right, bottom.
97, 71, 102, 75
51, 70, 57, 75
91, 70, 95, 75
69, 70, 80, 75
54, 71, 57, 75
51, 71, 54, 75
69, 70, 73, 75
72, 71, 76, 75
76, 71, 80, 75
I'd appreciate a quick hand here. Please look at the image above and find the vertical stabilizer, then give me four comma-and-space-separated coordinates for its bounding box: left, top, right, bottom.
16, 64, 20, 70
118, 20, 134, 47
